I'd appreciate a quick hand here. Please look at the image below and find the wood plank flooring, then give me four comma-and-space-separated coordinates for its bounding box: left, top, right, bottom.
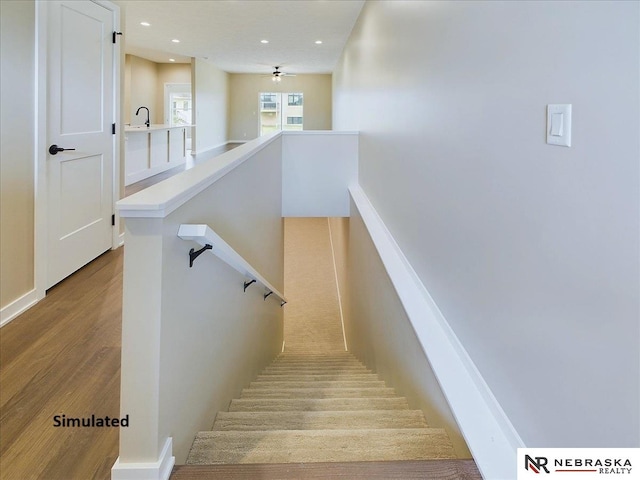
171, 459, 483, 479
0, 248, 123, 480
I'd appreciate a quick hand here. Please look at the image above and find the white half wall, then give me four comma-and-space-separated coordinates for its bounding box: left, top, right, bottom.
115, 134, 284, 474
333, 0, 639, 449
282, 131, 358, 217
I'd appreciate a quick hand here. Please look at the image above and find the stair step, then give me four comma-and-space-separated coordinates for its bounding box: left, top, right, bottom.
229, 397, 410, 412
276, 354, 355, 360
271, 358, 364, 365
262, 367, 371, 374
213, 410, 428, 431
269, 363, 366, 369
266, 361, 366, 367
255, 374, 380, 382
186, 428, 456, 464
249, 380, 386, 389
277, 353, 355, 357
240, 387, 397, 399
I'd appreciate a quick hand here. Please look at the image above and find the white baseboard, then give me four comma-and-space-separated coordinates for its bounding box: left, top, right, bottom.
349, 185, 524, 480
111, 437, 175, 480
0, 289, 40, 327
119, 232, 125, 247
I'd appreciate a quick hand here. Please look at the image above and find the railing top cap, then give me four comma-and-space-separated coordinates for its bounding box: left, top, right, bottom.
116, 132, 281, 218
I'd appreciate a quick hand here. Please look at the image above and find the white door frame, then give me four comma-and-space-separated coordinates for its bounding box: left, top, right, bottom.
34, 0, 121, 301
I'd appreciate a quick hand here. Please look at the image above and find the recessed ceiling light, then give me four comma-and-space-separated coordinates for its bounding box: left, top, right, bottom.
171, 39, 180, 43
315, 40, 323, 44
261, 40, 269, 44
140, 22, 151, 27
169, 58, 175, 62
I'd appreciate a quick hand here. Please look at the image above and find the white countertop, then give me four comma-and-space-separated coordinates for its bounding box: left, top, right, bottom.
125, 124, 194, 132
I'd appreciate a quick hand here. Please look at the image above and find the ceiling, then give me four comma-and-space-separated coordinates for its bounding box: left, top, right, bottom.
115, 0, 365, 74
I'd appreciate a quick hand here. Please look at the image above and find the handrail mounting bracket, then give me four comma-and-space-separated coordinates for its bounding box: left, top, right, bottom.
189, 244, 213, 267
244, 279, 256, 292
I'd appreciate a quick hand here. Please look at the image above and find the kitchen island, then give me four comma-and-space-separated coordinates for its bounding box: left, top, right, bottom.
124, 124, 192, 186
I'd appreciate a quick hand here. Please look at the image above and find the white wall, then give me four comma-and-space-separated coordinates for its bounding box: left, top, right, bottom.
193, 58, 228, 154
333, 0, 639, 448
333, 209, 471, 458
282, 132, 358, 217
0, 0, 35, 314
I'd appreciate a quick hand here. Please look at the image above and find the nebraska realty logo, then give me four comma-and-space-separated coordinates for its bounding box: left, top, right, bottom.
518, 449, 640, 479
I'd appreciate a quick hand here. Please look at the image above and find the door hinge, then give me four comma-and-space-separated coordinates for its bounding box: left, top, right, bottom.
112, 123, 116, 135
112, 31, 122, 44
111, 214, 115, 226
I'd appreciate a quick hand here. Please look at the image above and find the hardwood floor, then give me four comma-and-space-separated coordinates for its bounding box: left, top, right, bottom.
0, 248, 123, 480
171, 460, 482, 479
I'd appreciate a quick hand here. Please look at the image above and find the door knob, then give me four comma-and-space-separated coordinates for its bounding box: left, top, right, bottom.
49, 144, 76, 155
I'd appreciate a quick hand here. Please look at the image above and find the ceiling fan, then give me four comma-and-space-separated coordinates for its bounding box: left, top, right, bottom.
269, 66, 296, 82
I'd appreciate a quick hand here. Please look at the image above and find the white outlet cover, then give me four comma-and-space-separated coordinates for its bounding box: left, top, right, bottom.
547, 104, 572, 147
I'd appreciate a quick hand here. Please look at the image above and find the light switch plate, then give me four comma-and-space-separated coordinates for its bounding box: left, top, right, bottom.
547, 104, 572, 147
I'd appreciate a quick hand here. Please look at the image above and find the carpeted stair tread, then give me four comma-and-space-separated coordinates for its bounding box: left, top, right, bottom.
255, 373, 381, 382
271, 359, 365, 365
262, 366, 371, 374
186, 428, 456, 464
278, 352, 354, 356
240, 387, 398, 399
213, 410, 428, 431
228, 397, 411, 412
249, 380, 386, 389
269, 362, 366, 368
275, 354, 361, 358
265, 361, 367, 367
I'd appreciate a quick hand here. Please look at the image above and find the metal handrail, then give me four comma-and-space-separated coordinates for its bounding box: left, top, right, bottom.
177, 224, 287, 306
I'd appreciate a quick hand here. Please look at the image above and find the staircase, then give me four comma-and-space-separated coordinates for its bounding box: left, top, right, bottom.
185, 352, 457, 464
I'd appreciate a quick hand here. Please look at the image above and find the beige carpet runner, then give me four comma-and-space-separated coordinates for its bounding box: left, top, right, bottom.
186, 352, 456, 464
186, 219, 457, 464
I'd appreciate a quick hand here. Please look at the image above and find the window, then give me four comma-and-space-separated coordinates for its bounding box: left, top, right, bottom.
288, 94, 303, 106
260, 93, 278, 111
259, 92, 303, 135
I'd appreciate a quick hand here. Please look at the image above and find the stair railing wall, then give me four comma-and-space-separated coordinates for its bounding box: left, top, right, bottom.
113, 133, 285, 478
343, 186, 525, 479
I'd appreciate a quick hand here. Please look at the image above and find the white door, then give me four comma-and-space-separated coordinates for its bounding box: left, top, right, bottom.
46, 0, 115, 288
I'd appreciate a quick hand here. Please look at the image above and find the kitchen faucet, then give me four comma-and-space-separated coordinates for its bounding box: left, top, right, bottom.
136, 106, 150, 127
